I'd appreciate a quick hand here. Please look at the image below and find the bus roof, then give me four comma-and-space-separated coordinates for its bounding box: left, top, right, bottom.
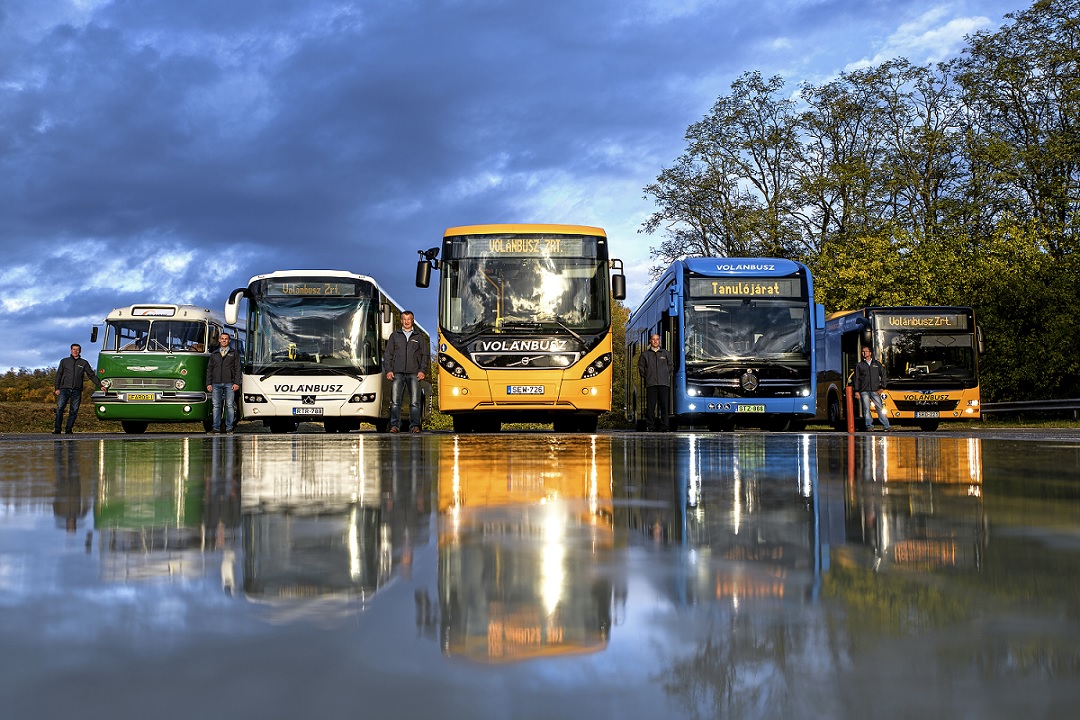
443, 223, 606, 237
104, 304, 225, 321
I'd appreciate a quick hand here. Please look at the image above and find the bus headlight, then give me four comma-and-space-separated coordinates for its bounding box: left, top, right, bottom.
174, 379, 186, 390
967, 399, 979, 407
439, 354, 469, 379
244, 394, 267, 403
582, 353, 612, 379
350, 393, 376, 403
100, 378, 112, 390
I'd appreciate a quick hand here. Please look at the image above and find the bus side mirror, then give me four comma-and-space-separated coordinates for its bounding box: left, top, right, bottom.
610, 258, 626, 300
416, 247, 440, 288
815, 304, 825, 329
416, 260, 431, 288
90, 326, 98, 343
225, 287, 247, 326
381, 303, 394, 338
976, 325, 984, 354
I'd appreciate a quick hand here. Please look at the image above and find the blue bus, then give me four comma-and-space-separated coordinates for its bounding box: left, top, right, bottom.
626, 258, 824, 431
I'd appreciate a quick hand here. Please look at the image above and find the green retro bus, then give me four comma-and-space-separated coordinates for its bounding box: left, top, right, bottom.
91, 304, 244, 433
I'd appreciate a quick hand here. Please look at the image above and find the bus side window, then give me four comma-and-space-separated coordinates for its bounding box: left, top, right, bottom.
208, 326, 222, 352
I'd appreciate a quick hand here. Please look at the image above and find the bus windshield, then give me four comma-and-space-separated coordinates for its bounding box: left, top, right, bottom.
685, 300, 810, 362
104, 320, 207, 353
441, 249, 610, 335
248, 296, 379, 374
877, 330, 977, 388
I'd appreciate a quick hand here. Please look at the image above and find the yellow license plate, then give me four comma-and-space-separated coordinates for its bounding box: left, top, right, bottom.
737, 404, 765, 413
127, 393, 155, 401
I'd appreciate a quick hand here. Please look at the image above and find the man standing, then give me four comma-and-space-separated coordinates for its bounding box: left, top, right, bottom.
384, 311, 428, 433
853, 345, 892, 431
54, 343, 101, 434
638, 333, 673, 432
205, 331, 242, 433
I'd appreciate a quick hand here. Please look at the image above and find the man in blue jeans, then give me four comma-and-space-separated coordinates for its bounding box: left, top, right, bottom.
853, 345, 892, 431
54, 343, 101, 434
205, 331, 242, 433
383, 311, 429, 433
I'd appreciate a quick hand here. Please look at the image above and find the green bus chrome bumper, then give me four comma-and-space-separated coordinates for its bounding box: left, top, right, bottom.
93, 392, 210, 421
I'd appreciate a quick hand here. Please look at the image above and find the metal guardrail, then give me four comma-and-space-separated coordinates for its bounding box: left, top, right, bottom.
981, 398, 1080, 417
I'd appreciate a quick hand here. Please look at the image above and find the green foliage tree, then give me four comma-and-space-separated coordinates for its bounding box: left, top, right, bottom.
641, 0, 1080, 403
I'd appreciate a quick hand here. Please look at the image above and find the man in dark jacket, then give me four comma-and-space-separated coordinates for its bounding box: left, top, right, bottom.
383, 311, 429, 433
638, 333, 673, 431
852, 345, 892, 431
54, 343, 101, 434
204, 331, 242, 433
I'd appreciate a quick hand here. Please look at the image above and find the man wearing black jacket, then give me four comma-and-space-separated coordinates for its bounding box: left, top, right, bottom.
383, 311, 428, 433
54, 343, 101, 434
852, 345, 892, 431
205, 331, 242, 433
638, 333, 673, 431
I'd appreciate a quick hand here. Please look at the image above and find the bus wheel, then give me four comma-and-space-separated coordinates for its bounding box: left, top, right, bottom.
919, 419, 940, 431
121, 421, 149, 434
577, 415, 599, 433
828, 394, 845, 431
202, 418, 214, 433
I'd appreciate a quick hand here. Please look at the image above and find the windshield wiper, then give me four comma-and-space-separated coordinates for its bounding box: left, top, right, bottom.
258, 364, 303, 381
542, 316, 584, 344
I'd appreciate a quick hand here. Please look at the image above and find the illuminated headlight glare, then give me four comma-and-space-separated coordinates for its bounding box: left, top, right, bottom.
687, 388, 698, 397
438, 353, 469, 379
100, 378, 112, 389
968, 399, 979, 407
244, 394, 267, 403
581, 353, 612, 379
174, 379, 186, 390
800, 387, 811, 397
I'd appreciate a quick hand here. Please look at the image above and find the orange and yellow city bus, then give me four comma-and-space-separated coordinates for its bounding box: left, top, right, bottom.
816, 306, 982, 431
416, 224, 626, 433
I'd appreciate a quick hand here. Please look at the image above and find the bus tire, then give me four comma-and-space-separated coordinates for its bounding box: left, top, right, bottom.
269, 420, 296, 434
828, 393, 845, 432
577, 415, 599, 433
121, 421, 149, 434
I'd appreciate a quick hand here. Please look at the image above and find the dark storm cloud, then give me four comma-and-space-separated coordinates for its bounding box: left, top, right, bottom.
0, 0, 1017, 368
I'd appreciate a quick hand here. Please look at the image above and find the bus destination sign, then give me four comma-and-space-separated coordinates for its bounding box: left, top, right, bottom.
457, 236, 588, 257
266, 281, 359, 297
689, 278, 799, 298
879, 313, 968, 330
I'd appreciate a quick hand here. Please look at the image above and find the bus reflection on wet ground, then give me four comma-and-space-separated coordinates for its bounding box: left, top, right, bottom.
1, 430, 1079, 719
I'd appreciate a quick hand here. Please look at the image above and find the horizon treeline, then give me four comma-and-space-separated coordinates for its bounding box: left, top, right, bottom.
642, 0, 1079, 402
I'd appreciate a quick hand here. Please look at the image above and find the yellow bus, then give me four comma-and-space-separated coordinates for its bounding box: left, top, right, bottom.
437, 434, 614, 662
416, 224, 626, 432
816, 306, 982, 431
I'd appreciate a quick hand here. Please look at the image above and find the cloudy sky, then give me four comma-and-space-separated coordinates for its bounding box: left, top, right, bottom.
1, 0, 1021, 370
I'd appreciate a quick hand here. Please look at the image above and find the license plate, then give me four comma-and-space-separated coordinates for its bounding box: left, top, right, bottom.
915, 411, 939, 418
507, 385, 544, 395
736, 404, 765, 413
292, 407, 324, 415
127, 393, 155, 401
